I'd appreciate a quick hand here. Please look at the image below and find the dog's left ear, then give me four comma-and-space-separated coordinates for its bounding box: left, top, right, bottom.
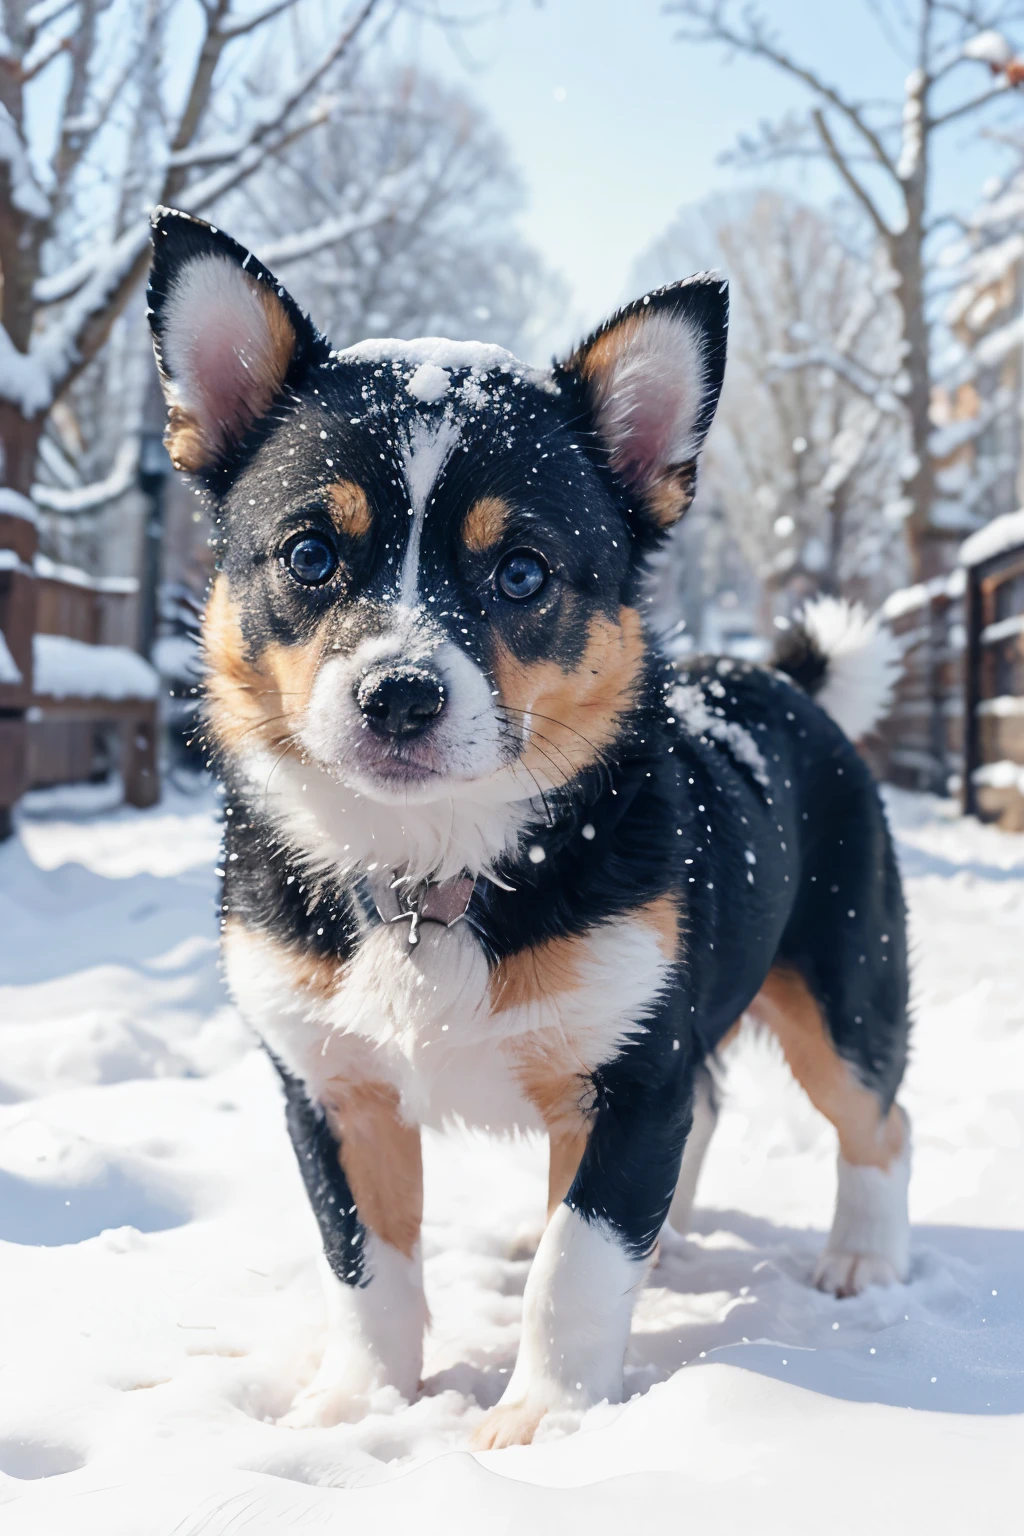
147, 207, 320, 474
556, 275, 728, 532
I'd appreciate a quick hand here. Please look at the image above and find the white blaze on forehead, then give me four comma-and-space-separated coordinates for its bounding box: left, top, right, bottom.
399, 415, 461, 605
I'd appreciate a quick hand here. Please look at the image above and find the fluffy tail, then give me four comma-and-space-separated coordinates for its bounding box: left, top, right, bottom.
772, 597, 902, 741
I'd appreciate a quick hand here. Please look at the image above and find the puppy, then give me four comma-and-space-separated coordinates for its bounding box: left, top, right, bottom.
146, 208, 911, 1449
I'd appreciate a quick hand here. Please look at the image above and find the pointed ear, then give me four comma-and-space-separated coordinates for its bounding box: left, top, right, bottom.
147, 208, 320, 473
556, 275, 728, 531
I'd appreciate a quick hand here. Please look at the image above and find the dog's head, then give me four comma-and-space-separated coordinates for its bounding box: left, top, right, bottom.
147, 210, 727, 875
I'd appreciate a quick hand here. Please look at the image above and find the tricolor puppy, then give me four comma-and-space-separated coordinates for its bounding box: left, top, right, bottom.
147, 209, 911, 1448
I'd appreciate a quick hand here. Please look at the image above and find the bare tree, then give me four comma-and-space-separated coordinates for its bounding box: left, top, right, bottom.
634, 192, 908, 616
25, 55, 565, 576
0, 0, 393, 515
668, 0, 1024, 581
225, 64, 566, 359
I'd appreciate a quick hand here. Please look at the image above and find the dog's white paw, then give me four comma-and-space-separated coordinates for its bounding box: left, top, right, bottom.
813, 1249, 904, 1298
472, 1401, 548, 1450
279, 1373, 371, 1429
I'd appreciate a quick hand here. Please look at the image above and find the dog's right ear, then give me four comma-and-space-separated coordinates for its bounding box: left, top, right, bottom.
147, 208, 319, 473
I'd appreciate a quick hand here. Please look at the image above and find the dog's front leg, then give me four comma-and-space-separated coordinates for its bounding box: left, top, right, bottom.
474, 1051, 693, 1449
275, 1064, 426, 1427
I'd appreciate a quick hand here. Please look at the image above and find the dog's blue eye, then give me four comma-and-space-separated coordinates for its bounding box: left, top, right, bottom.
284, 534, 337, 586
496, 550, 548, 601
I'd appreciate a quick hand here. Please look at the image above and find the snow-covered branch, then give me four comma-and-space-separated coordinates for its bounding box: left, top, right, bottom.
669, 0, 899, 178
962, 28, 1014, 67
0, 103, 50, 220
20, 21, 73, 82
770, 339, 904, 413
812, 107, 893, 239
0, 324, 53, 416
31, 438, 140, 514
930, 78, 1010, 127
33, 250, 99, 307
259, 178, 409, 264
24, 0, 78, 32
217, 0, 300, 38
0, 223, 151, 414
174, 0, 382, 215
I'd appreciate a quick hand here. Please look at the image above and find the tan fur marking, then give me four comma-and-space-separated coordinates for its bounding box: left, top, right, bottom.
507, 1039, 592, 1211
164, 404, 209, 474
258, 286, 298, 384
494, 606, 645, 786
322, 1079, 423, 1259
202, 573, 322, 759
637, 895, 681, 961
750, 967, 904, 1170
646, 461, 698, 528
512, 1040, 592, 1133
547, 1125, 590, 1221
462, 495, 510, 553
489, 932, 588, 1014
222, 917, 343, 999
574, 314, 645, 383
220, 920, 418, 1253
327, 480, 372, 539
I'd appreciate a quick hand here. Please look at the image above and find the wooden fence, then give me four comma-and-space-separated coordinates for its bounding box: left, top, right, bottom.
875, 509, 1024, 830
873, 570, 966, 797
962, 510, 1024, 830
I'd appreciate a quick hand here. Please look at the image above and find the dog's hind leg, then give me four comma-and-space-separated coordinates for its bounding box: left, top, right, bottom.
274, 1063, 426, 1426
749, 966, 910, 1297
667, 1063, 718, 1236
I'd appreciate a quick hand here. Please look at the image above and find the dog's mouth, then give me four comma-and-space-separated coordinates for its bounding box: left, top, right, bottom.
355, 740, 445, 785
325, 725, 460, 797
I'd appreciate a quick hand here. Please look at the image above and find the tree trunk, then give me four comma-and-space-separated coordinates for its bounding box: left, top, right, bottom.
0, 407, 39, 839
893, 226, 941, 584
0, 405, 44, 500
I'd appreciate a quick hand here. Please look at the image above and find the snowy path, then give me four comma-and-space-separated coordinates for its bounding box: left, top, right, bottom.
1, 783, 1022, 1533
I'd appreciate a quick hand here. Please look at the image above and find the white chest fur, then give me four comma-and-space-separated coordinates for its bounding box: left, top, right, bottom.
223, 911, 673, 1133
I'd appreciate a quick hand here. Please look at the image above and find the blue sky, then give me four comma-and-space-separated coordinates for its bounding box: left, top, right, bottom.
406, 0, 1018, 351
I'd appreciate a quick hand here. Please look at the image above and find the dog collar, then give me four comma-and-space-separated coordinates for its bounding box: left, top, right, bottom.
372, 872, 477, 947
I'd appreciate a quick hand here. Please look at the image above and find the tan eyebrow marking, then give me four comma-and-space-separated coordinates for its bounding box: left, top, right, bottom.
326, 480, 372, 538
463, 494, 510, 553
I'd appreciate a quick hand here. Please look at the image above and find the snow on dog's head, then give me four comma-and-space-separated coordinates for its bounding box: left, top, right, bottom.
147, 210, 728, 876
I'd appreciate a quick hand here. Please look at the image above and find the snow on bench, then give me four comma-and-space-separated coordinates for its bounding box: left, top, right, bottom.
33, 634, 159, 702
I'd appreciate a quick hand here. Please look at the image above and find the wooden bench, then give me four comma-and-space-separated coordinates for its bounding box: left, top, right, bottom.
29, 633, 160, 809
0, 500, 161, 833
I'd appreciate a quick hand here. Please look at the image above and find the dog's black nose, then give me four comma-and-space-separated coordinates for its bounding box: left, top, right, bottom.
357, 669, 446, 738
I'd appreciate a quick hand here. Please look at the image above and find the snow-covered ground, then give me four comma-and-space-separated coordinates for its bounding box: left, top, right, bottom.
1, 781, 1022, 1533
